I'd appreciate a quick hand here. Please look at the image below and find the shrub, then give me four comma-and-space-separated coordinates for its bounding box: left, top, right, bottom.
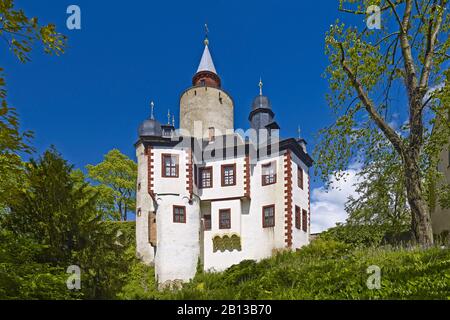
124, 239, 450, 300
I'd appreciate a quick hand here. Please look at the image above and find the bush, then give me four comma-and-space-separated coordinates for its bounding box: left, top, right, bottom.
319, 223, 387, 248
124, 239, 450, 300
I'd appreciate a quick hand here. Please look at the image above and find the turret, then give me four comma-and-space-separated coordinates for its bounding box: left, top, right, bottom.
179, 36, 234, 139
249, 79, 279, 131
138, 101, 162, 137
192, 38, 221, 88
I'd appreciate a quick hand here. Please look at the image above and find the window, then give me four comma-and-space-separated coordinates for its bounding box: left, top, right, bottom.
298, 166, 304, 189
173, 206, 186, 223
162, 154, 179, 178
262, 162, 277, 186
263, 205, 275, 228
209, 127, 215, 142
204, 215, 211, 231
302, 209, 308, 232
219, 209, 231, 229
163, 128, 172, 137
222, 164, 236, 186
199, 167, 213, 189
194, 164, 198, 186
295, 206, 301, 230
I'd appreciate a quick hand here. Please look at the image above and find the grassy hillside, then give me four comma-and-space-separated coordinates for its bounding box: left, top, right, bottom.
119, 239, 450, 300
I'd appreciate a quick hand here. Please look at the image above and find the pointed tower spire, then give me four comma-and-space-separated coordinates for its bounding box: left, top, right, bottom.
197, 41, 217, 74
192, 25, 221, 88
167, 109, 171, 125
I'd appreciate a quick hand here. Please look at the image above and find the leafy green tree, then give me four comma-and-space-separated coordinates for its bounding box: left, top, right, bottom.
5, 147, 101, 265
3, 148, 137, 299
316, 0, 450, 246
0, 229, 78, 300
0, 0, 66, 63
0, 92, 30, 206
345, 139, 410, 233
87, 149, 137, 221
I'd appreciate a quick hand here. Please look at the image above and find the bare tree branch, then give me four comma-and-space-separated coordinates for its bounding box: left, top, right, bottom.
387, 0, 406, 31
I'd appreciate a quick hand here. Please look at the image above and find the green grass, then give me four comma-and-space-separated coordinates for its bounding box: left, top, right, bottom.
119, 239, 450, 300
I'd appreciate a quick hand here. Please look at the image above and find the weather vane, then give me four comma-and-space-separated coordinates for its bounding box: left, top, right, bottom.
259, 77, 263, 96
297, 126, 301, 139
204, 23, 209, 46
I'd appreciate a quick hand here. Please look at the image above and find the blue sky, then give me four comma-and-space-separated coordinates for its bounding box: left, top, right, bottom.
3, 1, 366, 229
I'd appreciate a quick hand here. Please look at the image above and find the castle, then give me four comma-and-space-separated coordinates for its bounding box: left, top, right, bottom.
135, 36, 313, 287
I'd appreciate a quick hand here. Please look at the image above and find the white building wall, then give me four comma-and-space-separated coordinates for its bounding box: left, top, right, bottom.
242, 155, 287, 261
203, 199, 247, 271
152, 147, 188, 195
291, 153, 310, 249
197, 157, 245, 200
135, 143, 155, 264
155, 194, 201, 285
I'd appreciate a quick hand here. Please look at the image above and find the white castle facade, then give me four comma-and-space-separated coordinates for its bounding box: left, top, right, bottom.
135, 38, 313, 287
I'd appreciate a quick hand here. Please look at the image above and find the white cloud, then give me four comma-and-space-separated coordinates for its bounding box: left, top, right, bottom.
310, 168, 362, 234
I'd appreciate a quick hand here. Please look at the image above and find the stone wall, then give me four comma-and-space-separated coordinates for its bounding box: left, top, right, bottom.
180, 86, 234, 138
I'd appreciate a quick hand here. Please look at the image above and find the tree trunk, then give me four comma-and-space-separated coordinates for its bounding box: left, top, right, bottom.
404, 155, 434, 246
118, 202, 123, 222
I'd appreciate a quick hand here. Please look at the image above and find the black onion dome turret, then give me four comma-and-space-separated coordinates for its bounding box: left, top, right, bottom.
251, 95, 272, 111
138, 118, 162, 137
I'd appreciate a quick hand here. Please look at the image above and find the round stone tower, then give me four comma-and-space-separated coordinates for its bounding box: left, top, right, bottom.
180, 38, 234, 138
